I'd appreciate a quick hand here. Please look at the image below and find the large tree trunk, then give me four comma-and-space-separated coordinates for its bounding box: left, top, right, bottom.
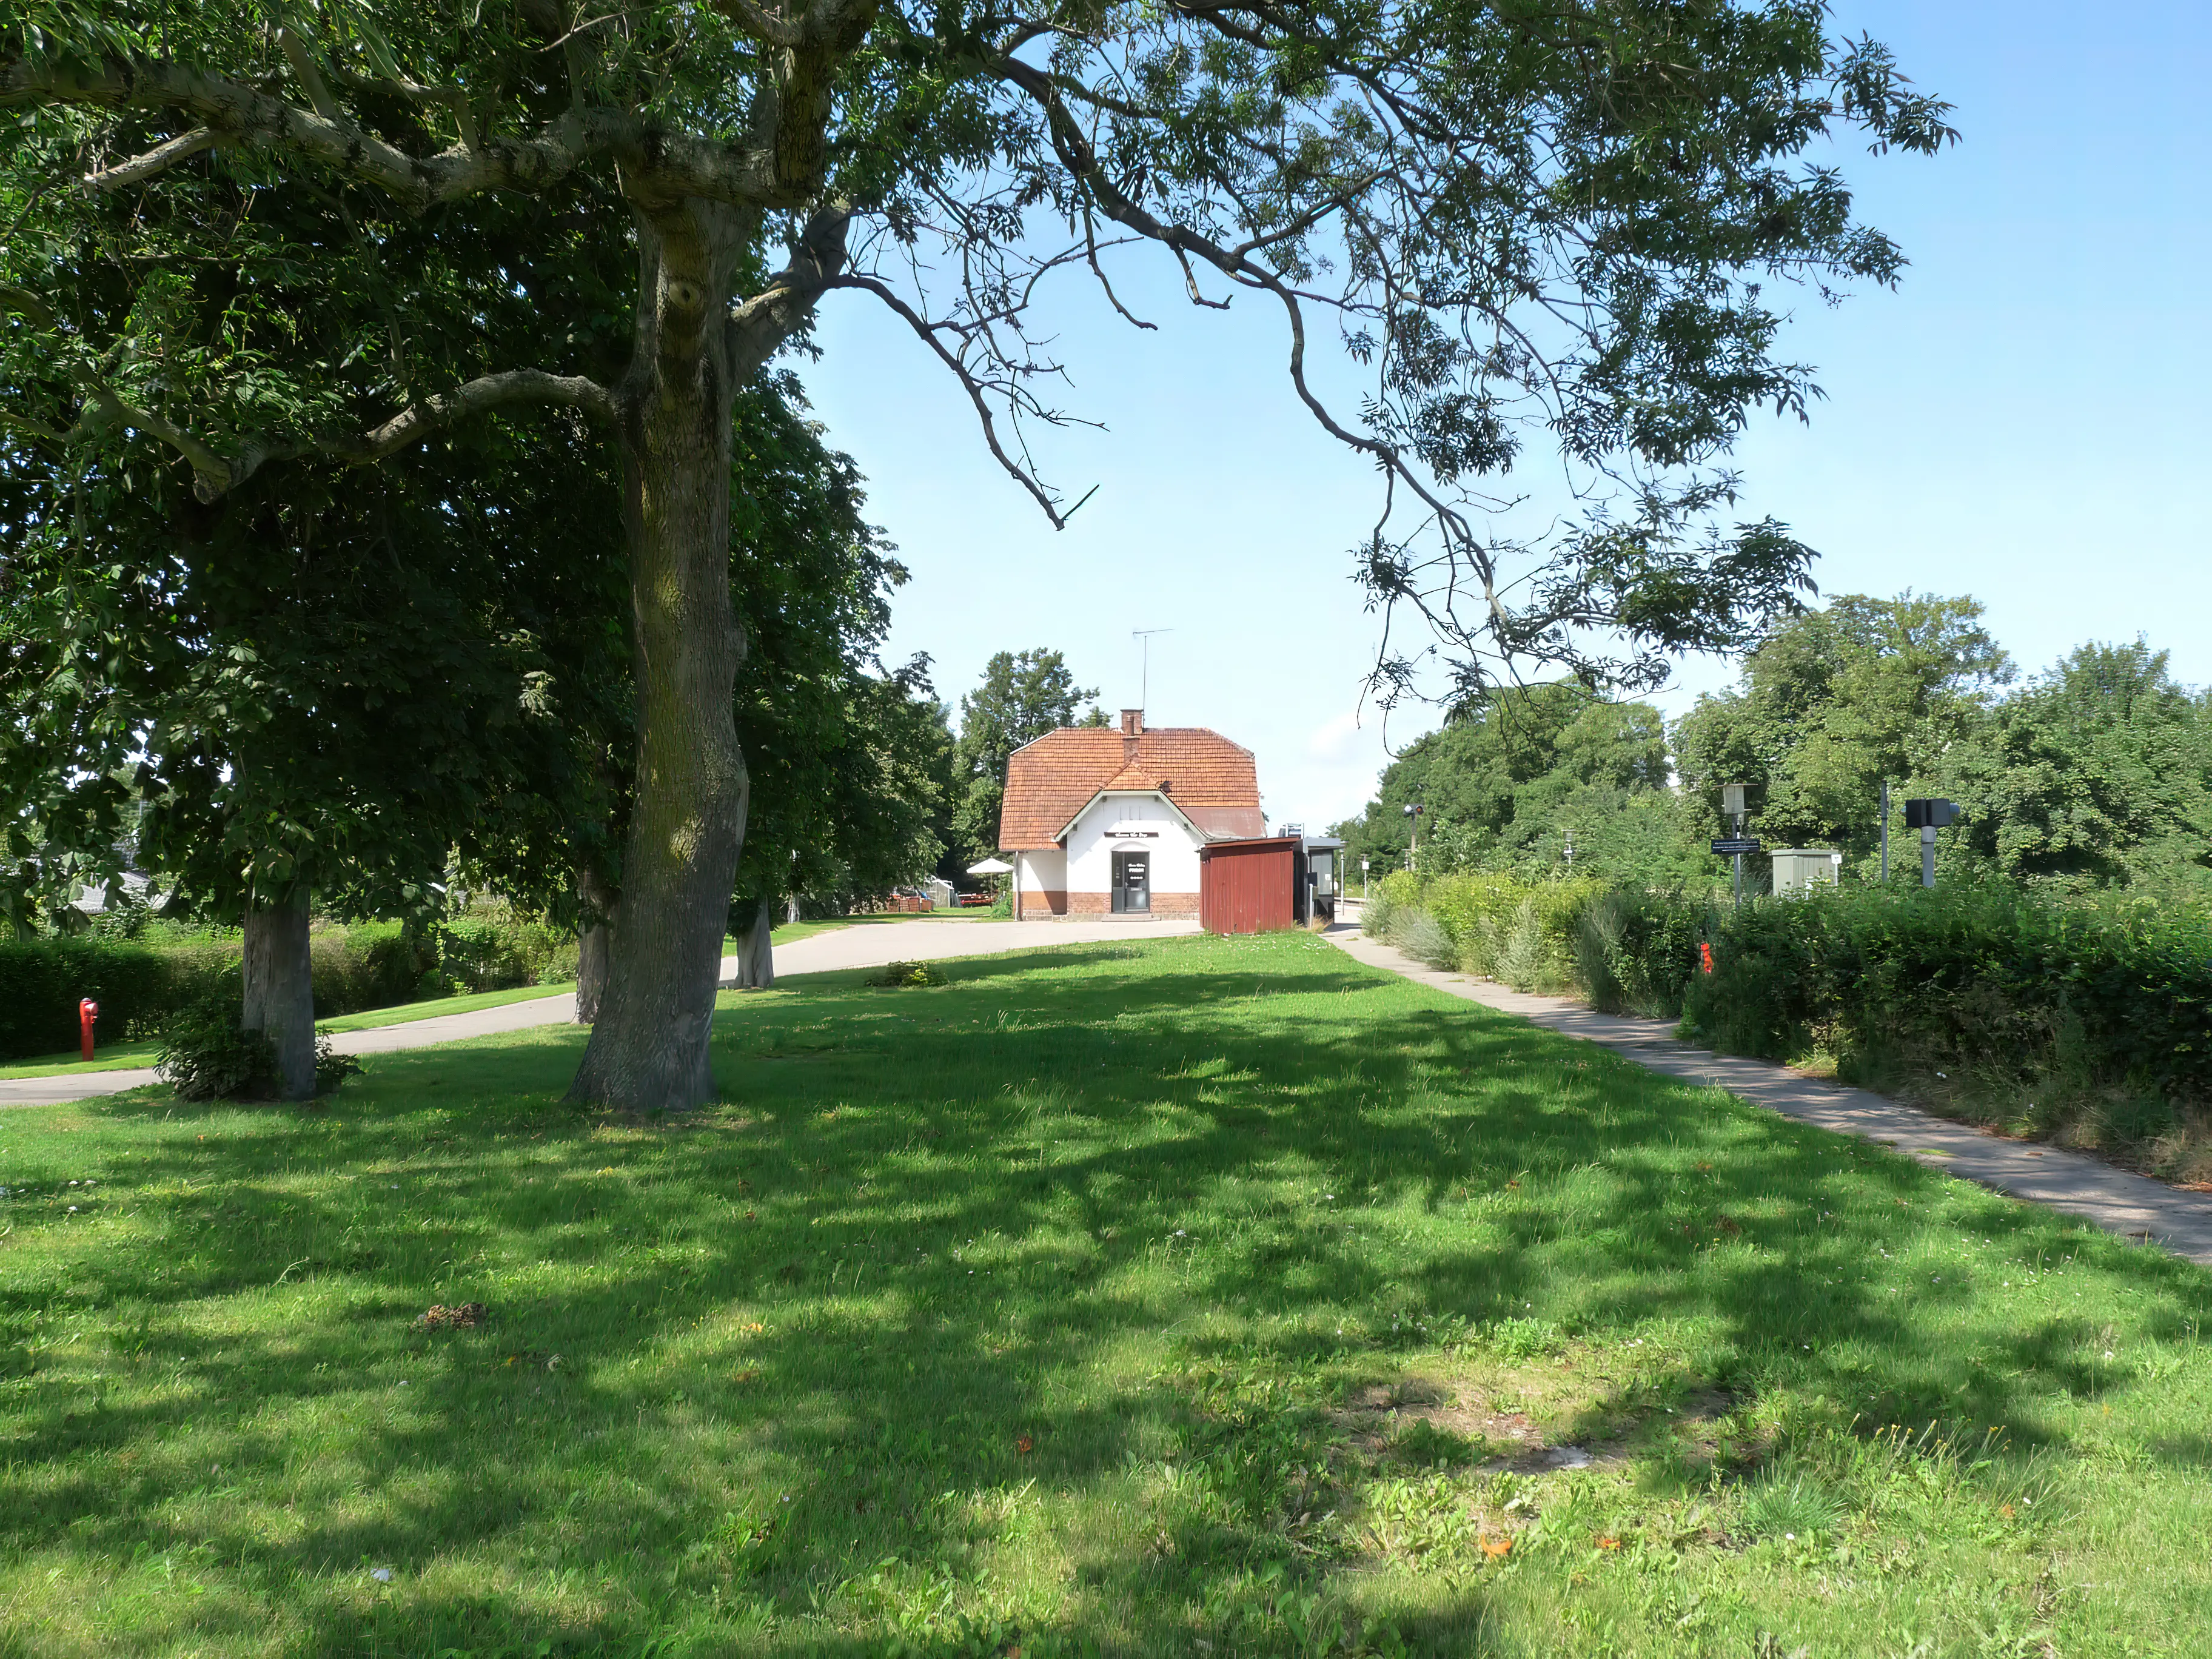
574, 863, 615, 1025
565, 204, 752, 1110
242, 892, 316, 1100
728, 894, 775, 990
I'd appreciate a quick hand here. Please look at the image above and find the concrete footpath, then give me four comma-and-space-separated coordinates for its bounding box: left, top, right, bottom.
1328, 927, 2212, 1267
761, 916, 1198, 975
0, 916, 1199, 1109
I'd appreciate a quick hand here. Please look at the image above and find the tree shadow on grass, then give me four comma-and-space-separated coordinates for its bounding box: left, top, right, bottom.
4, 933, 2208, 1654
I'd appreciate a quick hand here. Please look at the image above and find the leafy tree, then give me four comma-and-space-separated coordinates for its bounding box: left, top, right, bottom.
1672, 594, 2012, 871
2, 0, 1952, 1104
0, 423, 618, 1097
1949, 640, 2212, 894
951, 649, 1098, 862
0, 142, 925, 1074
725, 655, 954, 987
1344, 683, 1677, 878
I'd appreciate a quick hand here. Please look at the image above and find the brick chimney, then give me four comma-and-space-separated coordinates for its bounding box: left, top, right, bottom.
1121, 707, 1143, 764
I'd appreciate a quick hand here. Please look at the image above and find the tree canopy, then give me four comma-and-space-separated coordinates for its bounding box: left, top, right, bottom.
951, 648, 1100, 862
1341, 598, 2210, 899
3, 0, 1955, 1104
1672, 592, 2013, 864
1334, 680, 1694, 883
1950, 641, 2212, 894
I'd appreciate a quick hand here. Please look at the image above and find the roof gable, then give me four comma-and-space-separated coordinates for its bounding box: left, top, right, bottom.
998, 727, 1265, 849
1054, 786, 1202, 843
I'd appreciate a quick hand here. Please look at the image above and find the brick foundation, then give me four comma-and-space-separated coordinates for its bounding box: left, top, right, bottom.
1018, 891, 1198, 919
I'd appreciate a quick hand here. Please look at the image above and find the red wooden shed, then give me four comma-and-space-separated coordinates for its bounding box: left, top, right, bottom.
1199, 836, 1299, 934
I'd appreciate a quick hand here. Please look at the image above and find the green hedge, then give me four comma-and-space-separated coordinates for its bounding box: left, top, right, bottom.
0, 909, 581, 1061
0, 937, 222, 1057
1683, 885, 2212, 1106
1370, 872, 2212, 1145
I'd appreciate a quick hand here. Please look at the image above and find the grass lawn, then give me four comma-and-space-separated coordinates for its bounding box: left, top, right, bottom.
313, 983, 577, 1036
0, 1040, 166, 1079
1, 932, 2207, 1657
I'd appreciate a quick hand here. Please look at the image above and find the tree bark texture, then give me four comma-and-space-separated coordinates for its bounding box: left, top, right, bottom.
565, 201, 753, 1109
574, 863, 615, 1024
241, 893, 316, 1099
728, 895, 775, 989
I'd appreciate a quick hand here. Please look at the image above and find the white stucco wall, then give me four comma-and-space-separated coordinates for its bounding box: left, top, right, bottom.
1016, 848, 1067, 892
1064, 793, 1205, 895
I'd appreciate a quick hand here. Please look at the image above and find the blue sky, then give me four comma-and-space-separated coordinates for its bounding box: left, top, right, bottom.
797, 1, 2212, 830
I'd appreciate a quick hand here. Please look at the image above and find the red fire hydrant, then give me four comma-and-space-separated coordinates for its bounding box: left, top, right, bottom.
79, 998, 99, 1061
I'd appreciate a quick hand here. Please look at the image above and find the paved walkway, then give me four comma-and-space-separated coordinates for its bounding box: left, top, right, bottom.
1328, 927, 2212, 1267
0, 916, 1198, 1108
761, 916, 1198, 976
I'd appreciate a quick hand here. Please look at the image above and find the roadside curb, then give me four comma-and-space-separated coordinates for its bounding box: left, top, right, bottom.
1326, 927, 2212, 1267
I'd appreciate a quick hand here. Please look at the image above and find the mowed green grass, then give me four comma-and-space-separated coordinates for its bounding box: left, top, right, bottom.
1, 932, 2208, 1658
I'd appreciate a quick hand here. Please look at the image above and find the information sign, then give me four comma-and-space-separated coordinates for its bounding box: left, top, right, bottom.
1711, 837, 1761, 856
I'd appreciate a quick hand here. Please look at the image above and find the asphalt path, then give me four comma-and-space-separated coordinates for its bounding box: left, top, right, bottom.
0, 916, 1198, 1107
1327, 925, 2212, 1267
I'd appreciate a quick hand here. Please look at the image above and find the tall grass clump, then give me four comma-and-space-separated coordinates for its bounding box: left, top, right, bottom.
1367, 871, 1608, 994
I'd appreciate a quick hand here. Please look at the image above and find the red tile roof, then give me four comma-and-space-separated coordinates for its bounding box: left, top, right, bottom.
999, 728, 1264, 850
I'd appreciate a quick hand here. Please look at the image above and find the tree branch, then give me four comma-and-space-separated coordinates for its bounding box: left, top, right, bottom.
83, 126, 220, 191
1, 55, 780, 212
78, 364, 611, 501
728, 205, 854, 375
826, 273, 1068, 529
275, 28, 342, 122
709, 0, 804, 49
77, 382, 284, 501
1, 281, 56, 330
329, 65, 482, 155
353, 369, 618, 464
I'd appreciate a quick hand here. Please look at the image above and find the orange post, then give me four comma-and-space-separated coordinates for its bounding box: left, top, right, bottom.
79, 998, 99, 1061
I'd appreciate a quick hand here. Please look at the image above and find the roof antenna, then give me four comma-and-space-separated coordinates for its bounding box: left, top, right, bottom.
1133, 628, 1173, 716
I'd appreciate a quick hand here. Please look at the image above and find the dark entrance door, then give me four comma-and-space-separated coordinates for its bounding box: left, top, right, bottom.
1111, 849, 1151, 914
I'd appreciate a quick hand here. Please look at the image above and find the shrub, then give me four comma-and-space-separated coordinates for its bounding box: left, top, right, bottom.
156, 990, 278, 1101
870, 960, 944, 987
315, 1041, 365, 1094
310, 920, 427, 1013
0, 906, 583, 1060
1378, 871, 1605, 990
1487, 897, 1552, 990
1678, 883, 2212, 1150
157, 984, 364, 1101
1577, 886, 1708, 1017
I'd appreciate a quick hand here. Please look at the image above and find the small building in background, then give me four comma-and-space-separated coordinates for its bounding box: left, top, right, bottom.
998, 710, 1265, 918
1771, 849, 1843, 896
1199, 831, 1344, 934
